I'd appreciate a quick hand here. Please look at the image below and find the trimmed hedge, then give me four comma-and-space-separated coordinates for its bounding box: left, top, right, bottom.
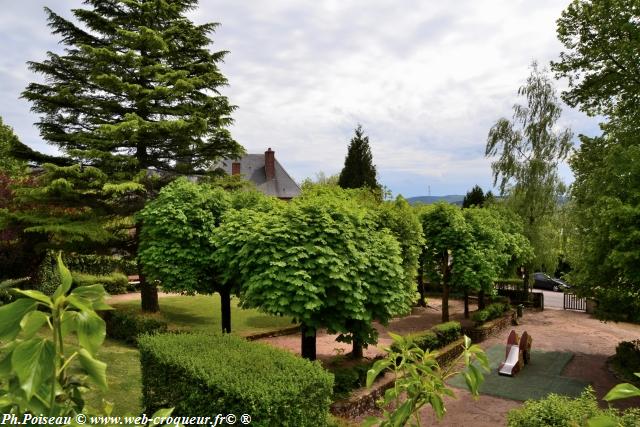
393, 321, 462, 353
472, 302, 510, 326
72, 272, 129, 295
139, 332, 334, 426
64, 253, 137, 276
507, 387, 640, 427
104, 311, 168, 345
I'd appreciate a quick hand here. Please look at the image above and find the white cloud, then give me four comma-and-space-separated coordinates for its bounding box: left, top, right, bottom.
0, 0, 600, 196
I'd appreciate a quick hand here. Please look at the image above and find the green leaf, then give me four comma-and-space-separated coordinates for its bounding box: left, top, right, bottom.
76, 310, 106, 355
0, 299, 38, 341
11, 337, 55, 400
70, 284, 107, 304
12, 289, 52, 307
20, 310, 50, 338
367, 359, 392, 388
603, 382, 640, 401
78, 348, 108, 391
61, 310, 79, 337
53, 252, 73, 300
67, 294, 95, 313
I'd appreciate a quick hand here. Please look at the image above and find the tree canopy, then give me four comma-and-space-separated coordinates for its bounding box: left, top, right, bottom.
212, 187, 411, 360
338, 125, 379, 191
462, 185, 486, 208
486, 62, 572, 277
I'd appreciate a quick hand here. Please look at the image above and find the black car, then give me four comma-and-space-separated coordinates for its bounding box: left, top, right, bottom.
533, 272, 571, 292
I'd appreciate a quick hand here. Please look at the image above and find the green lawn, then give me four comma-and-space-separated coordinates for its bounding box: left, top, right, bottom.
112, 293, 295, 336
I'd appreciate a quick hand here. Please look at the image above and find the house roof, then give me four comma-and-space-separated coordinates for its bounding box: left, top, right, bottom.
217, 153, 301, 199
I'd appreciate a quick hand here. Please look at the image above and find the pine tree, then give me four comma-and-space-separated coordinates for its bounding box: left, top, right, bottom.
15, 0, 243, 311
462, 185, 486, 208
338, 125, 379, 190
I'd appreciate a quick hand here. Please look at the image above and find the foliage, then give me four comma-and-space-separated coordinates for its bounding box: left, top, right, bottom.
330, 359, 379, 400
432, 321, 463, 346
0, 253, 110, 416
139, 332, 333, 426
471, 302, 510, 326
212, 187, 412, 359
364, 334, 489, 427
552, 0, 640, 123
72, 272, 129, 295
103, 310, 168, 346
462, 185, 487, 208
64, 254, 137, 277
486, 62, 572, 276
507, 387, 640, 427
0, 117, 27, 178
612, 340, 640, 379
338, 125, 380, 191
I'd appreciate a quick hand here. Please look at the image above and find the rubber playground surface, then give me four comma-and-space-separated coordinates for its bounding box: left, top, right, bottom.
449, 344, 589, 401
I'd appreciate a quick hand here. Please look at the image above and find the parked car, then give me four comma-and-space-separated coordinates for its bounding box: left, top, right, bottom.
533, 272, 571, 292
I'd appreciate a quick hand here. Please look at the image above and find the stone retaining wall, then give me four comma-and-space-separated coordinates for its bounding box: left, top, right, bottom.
330, 337, 465, 418
462, 310, 516, 343
244, 325, 301, 341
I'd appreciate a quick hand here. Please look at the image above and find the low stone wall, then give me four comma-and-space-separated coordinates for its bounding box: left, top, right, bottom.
244, 325, 301, 341
462, 310, 516, 343
330, 337, 465, 418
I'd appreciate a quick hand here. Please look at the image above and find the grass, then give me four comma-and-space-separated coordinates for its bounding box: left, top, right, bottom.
112, 293, 295, 336
449, 344, 589, 401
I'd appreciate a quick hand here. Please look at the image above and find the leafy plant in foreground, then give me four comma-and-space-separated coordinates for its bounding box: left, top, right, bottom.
364, 334, 489, 426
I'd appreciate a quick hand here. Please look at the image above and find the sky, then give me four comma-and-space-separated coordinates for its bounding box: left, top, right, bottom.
0, 1, 602, 198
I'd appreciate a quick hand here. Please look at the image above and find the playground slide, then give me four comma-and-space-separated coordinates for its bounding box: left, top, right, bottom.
499, 345, 521, 376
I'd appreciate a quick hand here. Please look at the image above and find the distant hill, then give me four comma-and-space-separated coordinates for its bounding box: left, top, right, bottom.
406, 195, 465, 206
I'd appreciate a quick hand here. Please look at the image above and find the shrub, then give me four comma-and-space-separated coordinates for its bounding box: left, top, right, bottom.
139, 332, 334, 426
472, 302, 509, 326
507, 387, 640, 427
432, 321, 462, 347
64, 254, 137, 276
104, 310, 168, 345
331, 360, 377, 400
72, 272, 129, 295
614, 340, 640, 378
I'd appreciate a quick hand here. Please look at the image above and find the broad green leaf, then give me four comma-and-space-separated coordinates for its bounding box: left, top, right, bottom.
12, 289, 52, 307
367, 359, 392, 387
53, 252, 73, 300
67, 294, 95, 313
20, 311, 50, 338
76, 310, 106, 355
603, 382, 640, 401
78, 348, 107, 391
11, 337, 55, 400
61, 310, 79, 337
70, 284, 107, 304
0, 299, 38, 341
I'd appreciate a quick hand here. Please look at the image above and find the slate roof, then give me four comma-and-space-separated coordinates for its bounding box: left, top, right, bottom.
217, 153, 301, 199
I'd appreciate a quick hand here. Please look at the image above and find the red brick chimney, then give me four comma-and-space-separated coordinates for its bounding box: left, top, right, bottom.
265, 148, 275, 181
231, 162, 241, 176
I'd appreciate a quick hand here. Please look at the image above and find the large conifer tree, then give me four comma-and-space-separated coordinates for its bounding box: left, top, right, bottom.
17, 0, 243, 311
338, 125, 379, 190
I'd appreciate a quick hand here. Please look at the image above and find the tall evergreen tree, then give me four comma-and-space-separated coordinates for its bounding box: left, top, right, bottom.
462, 185, 485, 208
15, 0, 243, 311
338, 125, 379, 190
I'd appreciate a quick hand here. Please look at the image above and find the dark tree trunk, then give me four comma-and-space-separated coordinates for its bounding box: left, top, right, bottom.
136, 223, 159, 313
417, 269, 426, 307
220, 288, 231, 334
351, 337, 363, 359
478, 289, 486, 310
442, 283, 450, 322
463, 289, 469, 319
301, 324, 317, 361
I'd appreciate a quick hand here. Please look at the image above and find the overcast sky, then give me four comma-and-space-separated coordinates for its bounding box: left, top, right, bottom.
0, 1, 601, 197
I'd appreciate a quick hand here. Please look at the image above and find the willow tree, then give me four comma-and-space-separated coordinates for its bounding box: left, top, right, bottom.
485, 62, 572, 290
19, 0, 242, 312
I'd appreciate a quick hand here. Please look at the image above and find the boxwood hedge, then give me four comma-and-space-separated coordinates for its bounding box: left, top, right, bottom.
138, 332, 334, 426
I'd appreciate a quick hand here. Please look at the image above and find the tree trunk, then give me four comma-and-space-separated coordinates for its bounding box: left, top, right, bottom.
478, 289, 486, 310
136, 223, 159, 313
442, 283, 450, 322
351, 337, 363, 359
417, 269, 426, 307
301, 324, 317, 361
463, 289, 469, 319
522, 266, 530, 301
220, 288, 231, 334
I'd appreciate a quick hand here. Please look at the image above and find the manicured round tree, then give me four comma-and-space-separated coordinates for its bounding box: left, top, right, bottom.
137, 178, 234, 332
213, 188, 410, 360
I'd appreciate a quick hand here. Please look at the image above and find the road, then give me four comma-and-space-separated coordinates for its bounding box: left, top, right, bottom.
537, 289, 564, 309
